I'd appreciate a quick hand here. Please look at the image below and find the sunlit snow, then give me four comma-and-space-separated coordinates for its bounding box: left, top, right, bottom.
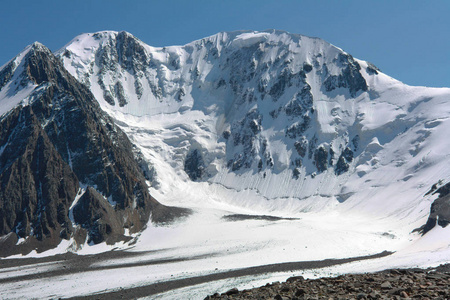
1, 30, 450, 299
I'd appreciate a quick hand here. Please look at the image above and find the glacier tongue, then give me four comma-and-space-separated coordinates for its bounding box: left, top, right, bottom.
57, 29, 450, 227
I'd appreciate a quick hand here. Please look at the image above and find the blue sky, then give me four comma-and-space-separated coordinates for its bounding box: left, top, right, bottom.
1, 0, 449, 87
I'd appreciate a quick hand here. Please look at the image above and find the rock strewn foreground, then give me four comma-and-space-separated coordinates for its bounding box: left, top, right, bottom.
205, 265, 450, 300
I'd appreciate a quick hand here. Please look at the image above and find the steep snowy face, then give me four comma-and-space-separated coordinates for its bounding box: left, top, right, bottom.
58, 30, 368, 117
59, 30, 450, 223
58, 31, 189, 115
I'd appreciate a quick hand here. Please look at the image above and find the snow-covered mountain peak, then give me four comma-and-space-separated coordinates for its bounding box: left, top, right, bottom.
0, 42, 44, 72
57, 29, 374, 117
0, 42, 51, 117
30, 41, 48, 51
60, 30, 149, 54
56, 30, 450, 230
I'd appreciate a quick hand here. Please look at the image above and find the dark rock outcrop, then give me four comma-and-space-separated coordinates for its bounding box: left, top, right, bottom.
366, 62, 380, 75
335, 147, 354, 175
323, 53, 368, 97
185, 149, 205, 181
284, 85, 313, 118
314, 146, 328, 173
416, 182, 450, 235
0, 59, 16, 91
72, 187, 125, 245
227, 110, 266, 171
294, 138, 308, 158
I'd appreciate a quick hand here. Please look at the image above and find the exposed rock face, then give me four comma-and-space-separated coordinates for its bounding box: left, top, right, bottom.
314, 146, 328, 172
0, 43, 188, 255
323, 53, 368, 97
184, 149, 205, 181
417, 182, 450, 234
72, 187, 129, 245
228, 109, 266, 171
0, 59, 17, 90
335, 147, 354, 175
0, 105, 79, 246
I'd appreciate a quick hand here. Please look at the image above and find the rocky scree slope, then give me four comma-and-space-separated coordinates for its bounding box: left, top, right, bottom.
0, 42, 188, 256
206, 266, 450, 299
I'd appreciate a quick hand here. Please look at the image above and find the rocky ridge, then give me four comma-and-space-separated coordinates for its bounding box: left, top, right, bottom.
0, 42, 188, 256
418, 181, 450, 235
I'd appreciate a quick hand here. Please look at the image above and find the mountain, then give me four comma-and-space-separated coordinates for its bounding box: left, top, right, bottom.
1, 29, 450, 298
58, 30, 450, 224
1, 29, 449, 259
0, 41, 188, 256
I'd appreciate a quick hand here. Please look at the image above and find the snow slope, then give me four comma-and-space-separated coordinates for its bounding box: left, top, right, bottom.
58, 30, 450, 222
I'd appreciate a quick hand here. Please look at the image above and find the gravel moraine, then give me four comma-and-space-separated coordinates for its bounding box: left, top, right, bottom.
205, 265, 450, 300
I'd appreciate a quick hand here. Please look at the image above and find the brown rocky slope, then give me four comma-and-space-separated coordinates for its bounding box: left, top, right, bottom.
206, 265, 450, 300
